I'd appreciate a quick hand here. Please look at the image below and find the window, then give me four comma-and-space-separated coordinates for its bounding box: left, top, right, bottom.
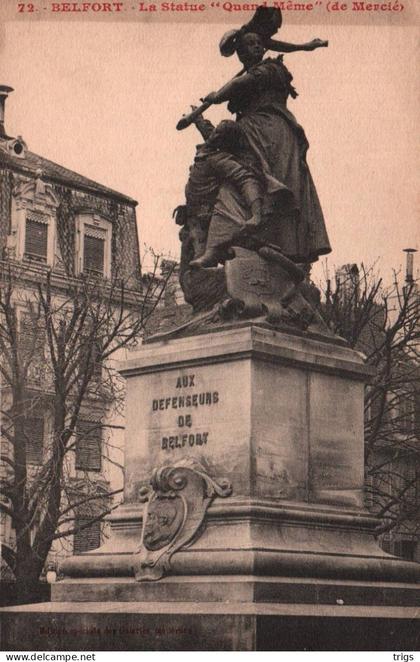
19, 313, 46, 386
394, 539, 416, 562
380, 536, 392, 555
382, 537, 416, 562
83, 225, 106, 276
76, 214, 111, 278
405, 463, 419, 504
78, 337, 102, 384
24, 416, 44, 465
84, 232, 105, 276
70, 481, 108, 553
19, 313, 45, 359
24, 215, 48, 263
73, 518, 101, 554
12, 178, 59, 268
399, 394, 415, 434
366, 387, 391, 430
75, 420, 102, 471
364, 472, 374, 509
415, 389, 420, 438
91, 342, 103, 382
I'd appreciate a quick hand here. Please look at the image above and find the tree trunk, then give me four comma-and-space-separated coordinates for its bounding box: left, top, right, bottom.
14, 559, 46, 605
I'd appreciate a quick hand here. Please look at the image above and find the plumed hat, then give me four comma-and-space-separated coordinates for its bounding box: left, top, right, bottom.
219, 7, 282, 57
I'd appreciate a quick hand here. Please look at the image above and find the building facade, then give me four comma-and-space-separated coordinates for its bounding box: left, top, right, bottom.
0, 85, 142, 580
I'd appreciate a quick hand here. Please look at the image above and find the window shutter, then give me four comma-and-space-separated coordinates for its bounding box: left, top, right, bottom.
73, 518, 101, 554
84, 234, 105, 276
414, 388, 420, 439
92, 342, 103, 382
20, 314, 45, 358
399, 395, 413, 434
380, 536, 392, 555
75, 420, 101, 471
405, 463, 419, 503
25, 217, 48, 262
364, 472, 374, 509
368, 388, 390, 429
393, 538, 415, 562
24, 416, 44, 465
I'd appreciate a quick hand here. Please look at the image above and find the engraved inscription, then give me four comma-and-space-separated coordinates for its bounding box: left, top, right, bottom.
152, 391, 219, 410
176, 374, 195, 388
151, 374, 219, 451
161, 432, 208, 451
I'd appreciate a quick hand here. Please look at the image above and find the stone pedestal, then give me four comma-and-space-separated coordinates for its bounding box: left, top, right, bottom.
58, 324, 420, 588
1, 599, 420, 651
5, 324, 414, 651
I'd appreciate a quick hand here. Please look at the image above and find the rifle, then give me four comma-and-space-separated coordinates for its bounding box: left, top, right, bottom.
176, 66, 245, 131
176, 101, 213, 131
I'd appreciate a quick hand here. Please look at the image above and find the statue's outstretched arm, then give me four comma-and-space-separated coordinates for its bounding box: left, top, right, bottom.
203, 39, 328, 106
265, 38, 328, 52
205, 75, 254, 105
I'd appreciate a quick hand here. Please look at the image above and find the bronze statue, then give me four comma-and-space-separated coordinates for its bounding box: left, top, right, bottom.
173, 8, 332, 332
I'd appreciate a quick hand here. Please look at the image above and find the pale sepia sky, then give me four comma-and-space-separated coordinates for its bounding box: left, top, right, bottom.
0, 9, 418, 283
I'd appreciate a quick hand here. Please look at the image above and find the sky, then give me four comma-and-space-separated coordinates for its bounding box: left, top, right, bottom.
0, 5, 418, 283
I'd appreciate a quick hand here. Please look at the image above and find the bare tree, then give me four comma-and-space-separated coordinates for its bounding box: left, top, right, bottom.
0, 257, 168, 601
321, 264, 420, 556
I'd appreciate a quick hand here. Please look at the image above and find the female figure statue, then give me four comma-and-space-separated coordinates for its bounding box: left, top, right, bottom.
183, 9, 331, 269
